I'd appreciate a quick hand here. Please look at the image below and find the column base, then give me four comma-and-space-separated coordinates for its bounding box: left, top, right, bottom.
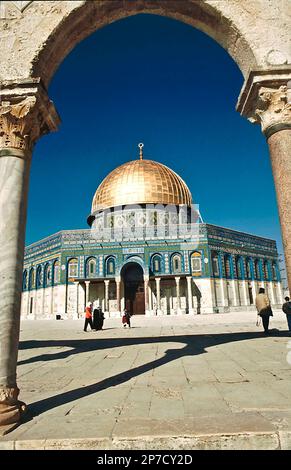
145, 310, 153, 316
177, 309, 186, 315
0, 387, 26, 433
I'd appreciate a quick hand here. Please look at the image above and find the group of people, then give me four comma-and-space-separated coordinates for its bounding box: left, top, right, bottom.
84, 303, 105, 332
83, 303, 132, 332
255, 287, 291, 334
84, 289, 291, 335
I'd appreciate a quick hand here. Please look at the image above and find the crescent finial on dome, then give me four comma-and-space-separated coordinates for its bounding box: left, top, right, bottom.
138, 142, 144, 160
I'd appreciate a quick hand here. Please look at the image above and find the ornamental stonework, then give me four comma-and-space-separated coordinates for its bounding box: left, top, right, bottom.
249, 85, 291, 135
0, 81, 60, 152
0, 96, 40, 151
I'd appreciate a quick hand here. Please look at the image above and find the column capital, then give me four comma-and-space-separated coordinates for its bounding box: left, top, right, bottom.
0, 78, 60, 153
175, 276, 181, 283
84, 280, 91, 285
104, 279, 110, 285
115, 276, 121, 283
155, 277, 161, 282
237, 69, 291, 139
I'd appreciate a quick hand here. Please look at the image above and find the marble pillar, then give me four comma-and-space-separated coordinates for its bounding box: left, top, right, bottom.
148, 281, 153, 313
232, 279, 239, 306
85, 280, 90, 307
237, 74, 291, 294
104, 280, 110, 312
144, 276, 150, 315
155, 277, 162, 315
186, 276, 194, 314
115, 277, 121, 313
74, 281, 79, 319
175, 276, 181, 314
0, 80, 60, 431
268, 129, 291, 293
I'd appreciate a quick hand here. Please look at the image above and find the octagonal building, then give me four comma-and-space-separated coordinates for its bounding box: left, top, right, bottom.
21, 145, 282, 319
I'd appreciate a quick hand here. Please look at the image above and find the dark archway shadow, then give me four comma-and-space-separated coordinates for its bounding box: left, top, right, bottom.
18, 329, 291, 422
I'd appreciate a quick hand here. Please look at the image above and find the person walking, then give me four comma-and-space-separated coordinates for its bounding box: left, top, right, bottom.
282, 296, 291, 332
96, 307, 105, 330
92, 304, 99, 330
84, 302, 93, 332
255, 287, 273, 334
122, 308, 131, 328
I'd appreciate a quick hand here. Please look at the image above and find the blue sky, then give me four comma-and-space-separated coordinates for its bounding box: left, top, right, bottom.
27, 14, 282, 255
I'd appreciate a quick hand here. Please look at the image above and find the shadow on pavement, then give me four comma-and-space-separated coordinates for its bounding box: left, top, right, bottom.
18, 329, 291, 422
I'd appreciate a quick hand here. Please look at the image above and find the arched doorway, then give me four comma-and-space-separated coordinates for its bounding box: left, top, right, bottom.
121, 263, 145, 315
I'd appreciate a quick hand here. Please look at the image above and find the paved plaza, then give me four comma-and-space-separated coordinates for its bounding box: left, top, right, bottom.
1, 311, 291, 450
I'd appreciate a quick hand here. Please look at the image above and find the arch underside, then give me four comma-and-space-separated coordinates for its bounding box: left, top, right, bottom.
32, 0, 257, 86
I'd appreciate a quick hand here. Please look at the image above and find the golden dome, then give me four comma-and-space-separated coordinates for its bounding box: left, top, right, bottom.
91, 157, 192, 213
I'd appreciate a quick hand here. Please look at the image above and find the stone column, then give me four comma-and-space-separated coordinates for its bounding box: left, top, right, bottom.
269, 282, 276, 305
104, 279, 110, 312
155, 277, 162, 315
175, 276, 181, 314
186, 276, 194, 314
0, 80, 60, 431
242, 280, 249, 306
237, 72, 291, 293
220, 279, 228, 307
232, 280, 239, 307
85, 280, 90, 307
41, 284, 46, 318
50, 285, 54, 318
26, 287, 30, 318
251, 280, 257, 304
74, 281, 79, 319
115, 276, 121, 313
144, 275, 150, 316
148, 281, 153, 313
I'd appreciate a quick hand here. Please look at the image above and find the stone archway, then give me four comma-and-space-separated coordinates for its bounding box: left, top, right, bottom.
0, 0, 290, 432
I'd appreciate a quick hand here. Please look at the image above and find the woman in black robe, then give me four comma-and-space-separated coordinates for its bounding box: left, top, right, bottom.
96, 307, 105, 330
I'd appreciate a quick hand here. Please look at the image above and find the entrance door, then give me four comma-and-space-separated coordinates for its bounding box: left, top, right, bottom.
122, 262, 145, 315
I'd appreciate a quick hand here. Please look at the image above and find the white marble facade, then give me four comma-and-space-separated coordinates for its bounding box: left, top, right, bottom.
21, 278, 283, 319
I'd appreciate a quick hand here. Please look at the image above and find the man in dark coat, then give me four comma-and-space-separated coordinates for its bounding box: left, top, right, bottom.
97, 307, 105, 330
282, 296, 291, 332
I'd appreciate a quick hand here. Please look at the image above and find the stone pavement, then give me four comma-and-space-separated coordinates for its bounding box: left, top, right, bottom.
1, 311, 291, 450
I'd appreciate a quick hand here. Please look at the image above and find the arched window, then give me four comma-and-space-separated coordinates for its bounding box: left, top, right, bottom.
29, 268, 35, 290
86, 258, 96, 278
22, 270, 27, 290
254, 259, 261, 280
152, 255, 162, 273
172, 254, 182, 273
191, 252, 202, 273
211, 251, 220, 277
224, 254, 232, 279
245, 258, 252, 280
106, 257, 115, 275
263, 261, 269, 280
44, 263, 52, 287
272, 261, 278, 281
53, 260, 60, 284
36, 265, 42, 288
68, 258, 78, 278
235, 256, 243, 279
